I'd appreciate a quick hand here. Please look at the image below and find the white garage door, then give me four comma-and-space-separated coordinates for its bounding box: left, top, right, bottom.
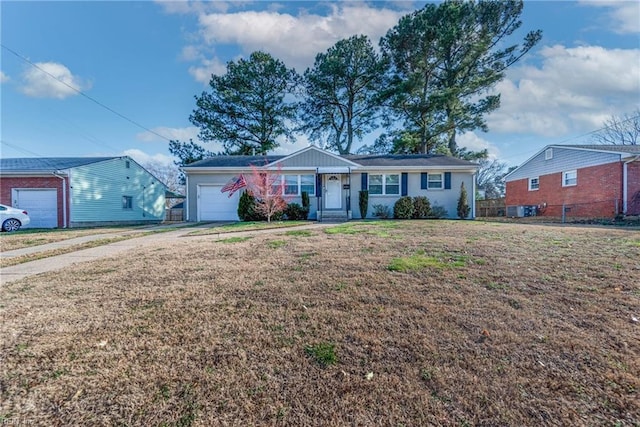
12, 189, 58, 228
198, 185, 240, 221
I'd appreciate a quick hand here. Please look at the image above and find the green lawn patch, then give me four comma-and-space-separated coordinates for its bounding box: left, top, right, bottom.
218, 236, 252, 244
189, 221, 309, 236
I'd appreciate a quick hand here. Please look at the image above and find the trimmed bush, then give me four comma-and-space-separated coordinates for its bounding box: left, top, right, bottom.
238, 191, 259, 221
285, 202, 309, 220
393, 196, 414, 219
359, 190, 369, 219
430, 204, 449, 219
372, 204, 391, 219
301, 191, 310, 218
457, 182, 471, 219
413, 196, 431, 219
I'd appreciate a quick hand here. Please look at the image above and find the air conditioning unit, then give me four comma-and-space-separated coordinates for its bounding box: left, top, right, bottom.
507, 205, 537, 217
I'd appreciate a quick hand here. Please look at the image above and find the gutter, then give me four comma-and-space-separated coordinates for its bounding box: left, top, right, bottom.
52, 171, 68, 228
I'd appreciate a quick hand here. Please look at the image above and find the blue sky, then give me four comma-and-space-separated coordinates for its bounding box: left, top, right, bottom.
1, 1, 639, 169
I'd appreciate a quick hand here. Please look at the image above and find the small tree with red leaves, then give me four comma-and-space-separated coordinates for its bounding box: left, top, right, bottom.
246, 163, 290, 222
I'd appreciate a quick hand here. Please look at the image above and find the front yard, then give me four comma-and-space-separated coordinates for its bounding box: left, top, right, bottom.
1, 221, 638, 425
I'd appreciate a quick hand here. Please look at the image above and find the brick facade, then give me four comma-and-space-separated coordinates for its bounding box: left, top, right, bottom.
0, 177, 69, 228
506, 162, 624, 217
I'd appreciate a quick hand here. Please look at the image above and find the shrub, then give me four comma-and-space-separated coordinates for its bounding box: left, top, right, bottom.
238, 191, 259, 221
413, 196, 431, 219
393, 196, 414, 219
359, 190, 369, 219
372, 204, 391, 219
301, 191, 310, 219
457, 182, 471, 219
285, 202, 309, 220
430, 204, 448, 219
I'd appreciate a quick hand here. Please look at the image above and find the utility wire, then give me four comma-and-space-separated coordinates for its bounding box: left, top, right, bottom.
1, 43, 173, 143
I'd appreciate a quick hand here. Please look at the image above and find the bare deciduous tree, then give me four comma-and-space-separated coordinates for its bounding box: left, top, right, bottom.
592, 109, 640, 145
245, 164, 289, 222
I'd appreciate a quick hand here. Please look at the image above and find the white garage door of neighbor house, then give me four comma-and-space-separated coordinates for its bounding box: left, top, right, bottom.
12, 189, 58, 228
198, 185, 240, 221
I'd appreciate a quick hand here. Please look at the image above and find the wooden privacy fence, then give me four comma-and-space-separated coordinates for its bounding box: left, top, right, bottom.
476, 198, 506, 217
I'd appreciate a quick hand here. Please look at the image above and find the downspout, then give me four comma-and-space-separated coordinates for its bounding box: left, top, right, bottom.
52, 171, 67, 228
623, 156, 640, 215
472, 171, 477, 219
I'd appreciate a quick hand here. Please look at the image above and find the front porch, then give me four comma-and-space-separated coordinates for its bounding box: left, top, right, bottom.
315, 170, 353, 222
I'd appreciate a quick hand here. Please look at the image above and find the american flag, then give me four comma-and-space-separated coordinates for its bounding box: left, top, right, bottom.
221, 174, 247, 197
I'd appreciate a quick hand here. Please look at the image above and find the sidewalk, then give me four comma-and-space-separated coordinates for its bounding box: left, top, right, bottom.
0, 222, 333, 285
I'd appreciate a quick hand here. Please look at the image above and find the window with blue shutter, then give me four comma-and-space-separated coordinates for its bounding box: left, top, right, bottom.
361, 173, 368, 191
421, 173, 428, 190
444, 172, 451, 190
401, 173, 408, 196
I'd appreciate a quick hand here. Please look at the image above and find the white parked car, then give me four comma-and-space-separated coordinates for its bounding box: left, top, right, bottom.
0, 204, 30, 232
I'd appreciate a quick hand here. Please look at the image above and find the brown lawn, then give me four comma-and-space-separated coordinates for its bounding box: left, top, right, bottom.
1, 221, 638, 426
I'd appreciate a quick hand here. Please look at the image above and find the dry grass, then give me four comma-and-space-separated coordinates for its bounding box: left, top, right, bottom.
1, 220, 639, 426
0, 226, 147, 252
0, 236, 135, 268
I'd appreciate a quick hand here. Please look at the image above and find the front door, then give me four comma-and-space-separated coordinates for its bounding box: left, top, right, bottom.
325, 175, 342, 209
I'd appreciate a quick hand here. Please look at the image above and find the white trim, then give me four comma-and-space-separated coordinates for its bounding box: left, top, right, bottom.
185, 174, 190, 221
623, 161, 628, 214
562, 170, 577, 187
317, 167, 351, 173
528, 177, 539, 191
472, 173, 476, 219
427, 173, 444, 190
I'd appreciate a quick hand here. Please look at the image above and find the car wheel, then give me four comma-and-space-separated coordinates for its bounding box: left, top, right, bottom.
2, 218, 21, 232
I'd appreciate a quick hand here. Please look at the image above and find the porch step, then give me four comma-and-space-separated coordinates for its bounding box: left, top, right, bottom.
318, 211, 349, 222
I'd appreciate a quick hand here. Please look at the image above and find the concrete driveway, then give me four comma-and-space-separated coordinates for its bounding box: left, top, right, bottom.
0, 222, 335, 284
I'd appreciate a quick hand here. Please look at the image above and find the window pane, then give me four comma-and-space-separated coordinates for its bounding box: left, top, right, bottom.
301, 175, 315, 195
122, 196, 132, 209
386, 184, 400, 195
386, 174, 399, 185
369, 175, 383, 195
564, 171, 577, 186
284, 175, 298, 195
428, 173, 443, 189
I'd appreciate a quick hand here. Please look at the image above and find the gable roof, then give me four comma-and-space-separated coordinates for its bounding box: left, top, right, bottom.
185, 155, 284, 168
0, 157, 117, 172
344, 153, 477, 168
183, 146, 479, 170
555, 144, 640, 155
504, 144, 640, 181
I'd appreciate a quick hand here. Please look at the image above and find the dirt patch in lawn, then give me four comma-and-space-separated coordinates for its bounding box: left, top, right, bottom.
1, 221, 638, 426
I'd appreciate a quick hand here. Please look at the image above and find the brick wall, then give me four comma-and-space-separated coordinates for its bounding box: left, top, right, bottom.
506, 162, 623, 217
627, 160, 640, 215
0, 177, 68, 227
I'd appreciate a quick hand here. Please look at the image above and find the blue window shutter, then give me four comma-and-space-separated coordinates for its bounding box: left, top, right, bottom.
444, 172, 451, 190
421, 173, 428, 190
401, 173, 408, 196
315, 174, 322, 197
361, 173, 368, 190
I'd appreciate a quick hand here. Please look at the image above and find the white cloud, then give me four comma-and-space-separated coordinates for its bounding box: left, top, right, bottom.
184, 3, 408, 74
271, 134, 312, 155
123, 149, 174, 167
136, 126, 200, 142
580, 1, 640, 34
188, 57, 227, 84
20, 62, 89, 99
457, 132, 501, 159
0, 71, 9, 83
488, 44, 640, 137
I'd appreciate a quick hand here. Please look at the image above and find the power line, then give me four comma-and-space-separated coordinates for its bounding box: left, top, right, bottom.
1, 43, 173, 143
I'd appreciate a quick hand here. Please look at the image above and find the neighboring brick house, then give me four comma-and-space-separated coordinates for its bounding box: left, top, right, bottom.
504, 145, 640, 218
0, 157, 169, 228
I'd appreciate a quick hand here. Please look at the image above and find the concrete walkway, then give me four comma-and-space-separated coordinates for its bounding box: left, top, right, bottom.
0, 222, 335, 285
